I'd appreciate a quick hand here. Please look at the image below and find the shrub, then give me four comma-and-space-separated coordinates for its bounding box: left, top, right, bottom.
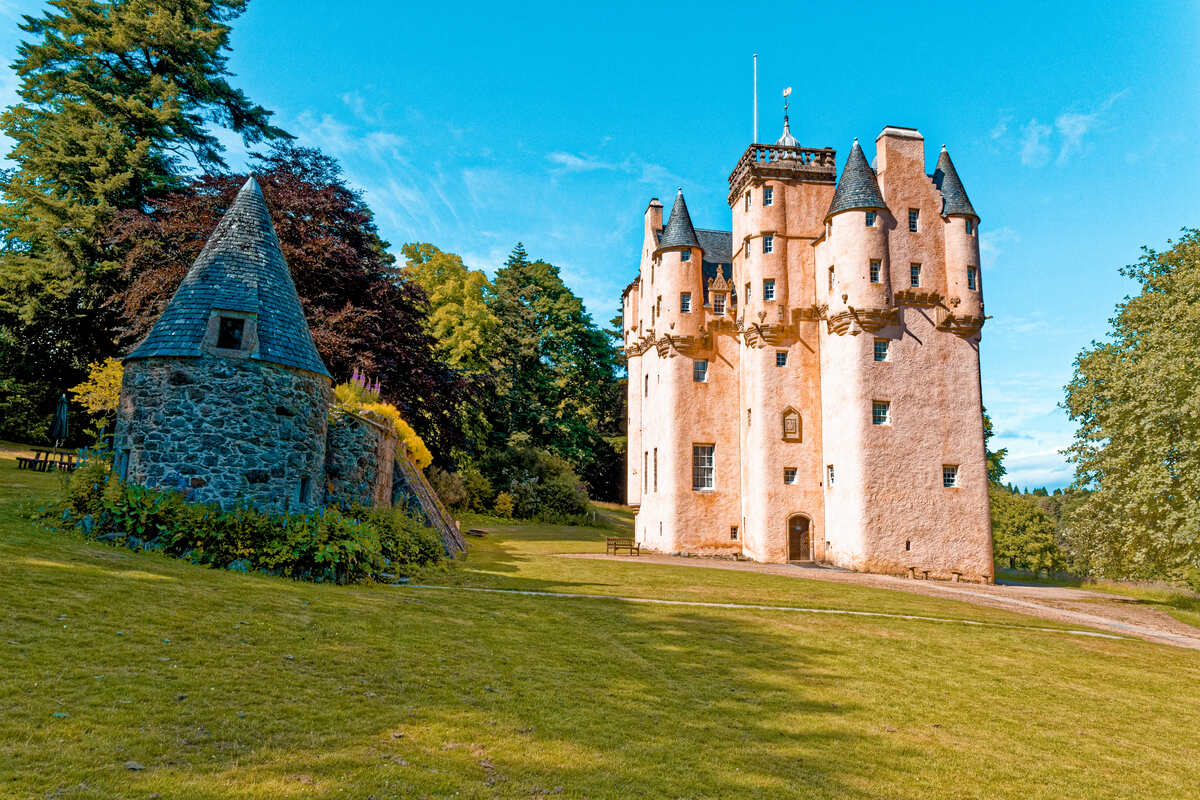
493, 491, 514, 518
429, 467, 469, 511
481, 439, 590, 523
332, 376, 432, 469
53, 465, 445, 583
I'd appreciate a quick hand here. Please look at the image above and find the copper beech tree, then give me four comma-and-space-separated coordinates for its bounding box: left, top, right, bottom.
107, 144, 470, 456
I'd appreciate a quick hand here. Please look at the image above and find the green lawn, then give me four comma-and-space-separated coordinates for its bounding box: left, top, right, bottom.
3, 458, 1199, 799
996, 567, 1200, 628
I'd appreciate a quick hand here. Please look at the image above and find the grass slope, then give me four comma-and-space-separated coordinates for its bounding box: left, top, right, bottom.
2, 459, 1199, 799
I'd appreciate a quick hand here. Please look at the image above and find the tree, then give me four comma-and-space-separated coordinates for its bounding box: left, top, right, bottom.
400, 243, 499, 373
1062, 229, 1200, 581
107, 144, 469, 458
990, 486, 1066, 575
982, 408, 1007, 484
0, 0, 287, 440
488, 243, 623, 499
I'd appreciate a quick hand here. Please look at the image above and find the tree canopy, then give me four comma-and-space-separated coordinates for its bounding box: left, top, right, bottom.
1062, 229, 1200, 581
107, 144, 469, 455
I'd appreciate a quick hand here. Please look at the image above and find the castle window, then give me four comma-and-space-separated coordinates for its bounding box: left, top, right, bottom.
784, 467, 798, 484
870, 260, 881, 283
643, 451, 648, 492
828, 266, 836, 292
967, 267, 978, 291
298, 475, 312, 505
681, 249, 691, 262
782, 408, 801, 441
775, 350, 787, 367
763, 187, 774, 206
762, 235, 774, 254
693, 359, 708, 383
745, 282, 751, 301
117, 448, 131, 481
657, 297, 662, 317
681, 292, 692, 313
763, 279, 776, 301
872, 401, 891, 426
910, 264, 922, 288
965, 219, 975, 235
644, 374, 649, 397
827, 464, 835, 487
712, 294, 726, 315
216, 316, 246, 350
692, 445, 715, 491
873, 338, 890, 362
908, 209, 919, 232
653, 448, 658, 492
745, 191, 751, 211
905, 539, 911, 551
943, 465, 959, 488
865, 211, 876, 227
730, 526, 739, 541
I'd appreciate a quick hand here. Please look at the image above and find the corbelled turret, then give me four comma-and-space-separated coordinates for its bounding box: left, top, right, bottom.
932, 146, 977, 219
656, 188, 701, 251
826, 139, 886, 219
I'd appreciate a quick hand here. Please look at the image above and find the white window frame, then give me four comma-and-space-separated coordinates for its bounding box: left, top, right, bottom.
692, 359, 708, 383
680, 292, 692, 313
692, 444, 715, 491
763, 279, 776, 301
762, 234, 774, 254
763, 186, 774, 206
869, 259, 881, 283
865, 211, 876, 227
967, 267, 977, 291
910, 264, 922, 288
775, 350, 787, 367
943, 465, 959, 488
784, 467, 798, 485
872, 401, 891, 426
712, 294, 726, 315
680, 249, 691, 262
873, 338, 889, 362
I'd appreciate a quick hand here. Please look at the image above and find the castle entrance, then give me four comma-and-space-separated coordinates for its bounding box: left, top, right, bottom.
787, 515, 812, 562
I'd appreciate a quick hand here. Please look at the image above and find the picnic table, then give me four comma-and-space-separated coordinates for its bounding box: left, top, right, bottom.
15, 448, 78, 473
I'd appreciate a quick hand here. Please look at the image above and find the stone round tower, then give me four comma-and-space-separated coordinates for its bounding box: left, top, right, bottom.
112, 177, 333, 513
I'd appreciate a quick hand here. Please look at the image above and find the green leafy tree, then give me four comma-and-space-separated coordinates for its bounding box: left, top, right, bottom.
990, 485, 1066, 574
1062, 229, 1200, 581
488, 243, 623, 499
982, 408, 1007, 485
0, 0, 288, 440
400, 243, 499, 373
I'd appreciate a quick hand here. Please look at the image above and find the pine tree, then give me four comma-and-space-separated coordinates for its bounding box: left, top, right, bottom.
0, 0, 288, 434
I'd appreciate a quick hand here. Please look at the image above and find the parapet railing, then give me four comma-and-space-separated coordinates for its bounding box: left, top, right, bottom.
727, 144, 837, 202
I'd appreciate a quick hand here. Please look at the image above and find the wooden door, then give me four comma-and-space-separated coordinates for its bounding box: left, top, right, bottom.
788, 515, 811, 561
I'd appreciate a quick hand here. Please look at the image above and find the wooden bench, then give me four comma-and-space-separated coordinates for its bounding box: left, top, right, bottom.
16, 449, 77, 472
606, 536, 640, 556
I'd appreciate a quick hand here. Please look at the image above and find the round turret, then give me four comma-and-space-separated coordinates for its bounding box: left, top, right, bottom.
823, 140, 891, 320
934, 146, 983, 319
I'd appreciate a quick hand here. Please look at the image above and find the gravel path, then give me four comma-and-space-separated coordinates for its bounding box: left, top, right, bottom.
559, 553, 1200, 650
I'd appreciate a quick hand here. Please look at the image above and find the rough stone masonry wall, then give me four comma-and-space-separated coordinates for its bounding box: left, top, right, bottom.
114, 356, 331, 513
325, 410, 397, 509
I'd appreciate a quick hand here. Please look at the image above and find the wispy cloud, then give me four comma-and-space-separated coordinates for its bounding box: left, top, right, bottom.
979, 226, 1020, 267
546, 151, 616, 173
1054, 90, 1126, 165
1019, 119, 1052, 167
990, 111, 1012, 140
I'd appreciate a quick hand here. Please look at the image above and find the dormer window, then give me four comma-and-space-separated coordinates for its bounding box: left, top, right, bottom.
206, 310, 256, 355
865, 211, 876, 227
217, 316, 245, 350
712, 294, 726, 315
680, 249, 691, 262
763, 187, 774, 206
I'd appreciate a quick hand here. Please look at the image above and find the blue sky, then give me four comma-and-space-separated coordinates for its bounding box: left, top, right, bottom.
1, 0, 1197, 488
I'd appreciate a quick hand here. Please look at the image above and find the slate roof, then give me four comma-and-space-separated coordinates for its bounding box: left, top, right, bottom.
657, 189, 701, 250
697, 229, 732, 303
931, 146, 977, 218
125, 177, 331, 378
826, 139, 886, 218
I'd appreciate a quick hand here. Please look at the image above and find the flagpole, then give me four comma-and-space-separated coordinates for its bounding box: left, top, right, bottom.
753, 53, 758, 144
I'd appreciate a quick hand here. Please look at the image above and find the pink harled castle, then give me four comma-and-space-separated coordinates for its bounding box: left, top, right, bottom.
621, 120, 993, 581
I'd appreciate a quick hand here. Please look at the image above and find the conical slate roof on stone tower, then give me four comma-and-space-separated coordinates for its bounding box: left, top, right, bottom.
657, 188, 701, 250
125, 177, 330, 378
826, 139, 886, 219
931, 146, 977, 218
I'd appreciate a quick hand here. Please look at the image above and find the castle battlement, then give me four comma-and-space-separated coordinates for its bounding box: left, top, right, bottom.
624, 121, 994, 582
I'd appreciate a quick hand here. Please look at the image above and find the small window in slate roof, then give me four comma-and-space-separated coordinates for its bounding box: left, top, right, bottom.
216, 316, 246, 350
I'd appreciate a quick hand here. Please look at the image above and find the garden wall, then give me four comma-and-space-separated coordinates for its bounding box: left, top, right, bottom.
325, 409, 397, 509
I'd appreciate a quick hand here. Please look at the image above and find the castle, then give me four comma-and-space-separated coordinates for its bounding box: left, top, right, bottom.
622, 121, 993, 581
113, 177, 464, 554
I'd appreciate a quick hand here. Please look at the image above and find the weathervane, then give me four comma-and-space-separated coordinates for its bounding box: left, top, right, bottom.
783, 86, 792, 121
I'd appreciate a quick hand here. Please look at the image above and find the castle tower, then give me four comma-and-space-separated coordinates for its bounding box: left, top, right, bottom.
113, 177, 333, 513
814, 127, 992, 579
728, 120, 836, 562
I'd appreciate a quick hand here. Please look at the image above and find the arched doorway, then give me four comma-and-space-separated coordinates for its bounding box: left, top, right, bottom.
787, 514, 812, 562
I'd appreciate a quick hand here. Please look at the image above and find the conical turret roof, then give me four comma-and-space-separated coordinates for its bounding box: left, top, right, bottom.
657, 188, 701, 250
826, 139, 886, 219
125, 177, 330, 378
932, 146, 977, 218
